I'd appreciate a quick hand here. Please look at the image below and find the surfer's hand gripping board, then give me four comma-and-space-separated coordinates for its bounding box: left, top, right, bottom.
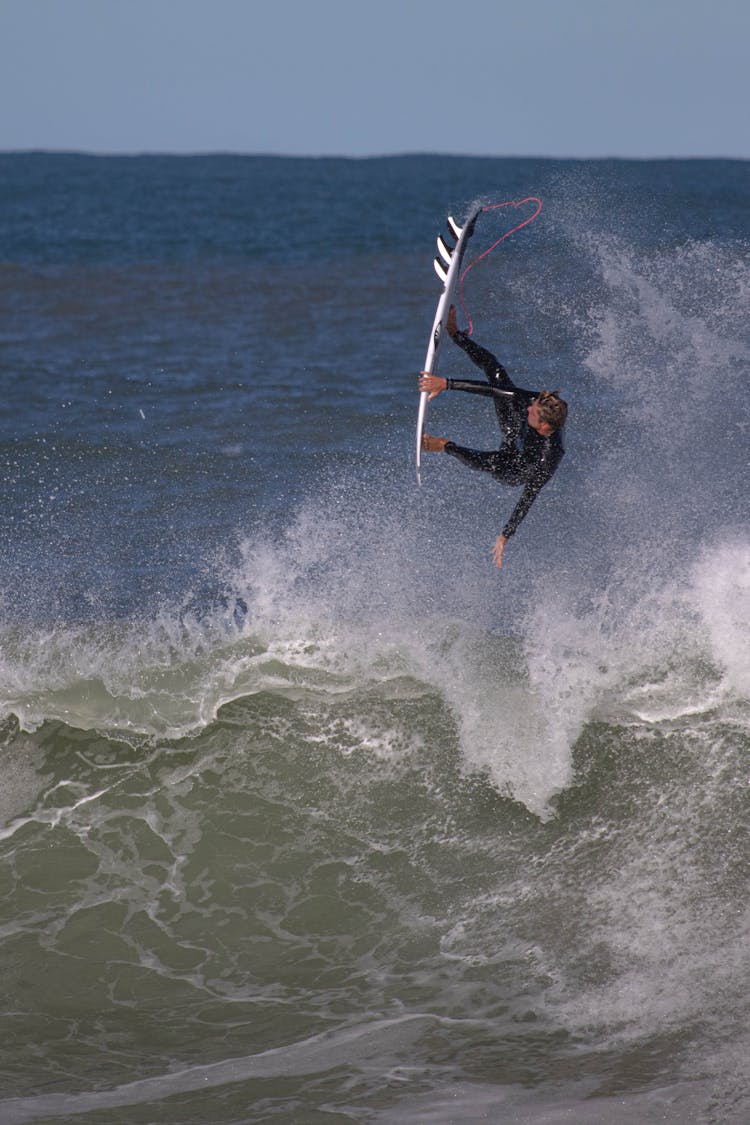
416, 205, 482, 484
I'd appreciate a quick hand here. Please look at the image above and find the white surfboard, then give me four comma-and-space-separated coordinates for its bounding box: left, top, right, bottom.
416, 203, 483, 483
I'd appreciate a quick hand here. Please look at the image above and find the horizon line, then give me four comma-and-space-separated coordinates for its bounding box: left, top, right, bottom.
1, 148, 748, 162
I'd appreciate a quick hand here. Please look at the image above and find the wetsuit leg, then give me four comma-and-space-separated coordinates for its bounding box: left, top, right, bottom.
453, 332, 520, 443
455, 332, 514, 389
483, 357, 522, 444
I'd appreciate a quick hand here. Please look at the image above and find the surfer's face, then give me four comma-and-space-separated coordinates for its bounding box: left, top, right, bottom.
527, 400, 543, 429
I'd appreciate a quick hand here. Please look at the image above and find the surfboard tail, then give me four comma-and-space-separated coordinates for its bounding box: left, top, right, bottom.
433, 217, 464, 283
417, 204, 485, 484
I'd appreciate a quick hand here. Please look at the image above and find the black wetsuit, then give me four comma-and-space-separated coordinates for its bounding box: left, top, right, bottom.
444, 330, 564, 540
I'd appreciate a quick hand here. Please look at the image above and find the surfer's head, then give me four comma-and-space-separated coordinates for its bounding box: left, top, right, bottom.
529, 391, 567, 434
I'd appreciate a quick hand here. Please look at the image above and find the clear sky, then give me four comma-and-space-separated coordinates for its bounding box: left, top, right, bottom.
2, 0, 748, 158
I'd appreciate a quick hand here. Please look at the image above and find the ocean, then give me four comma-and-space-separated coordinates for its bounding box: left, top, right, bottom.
0, 152, 748, 1124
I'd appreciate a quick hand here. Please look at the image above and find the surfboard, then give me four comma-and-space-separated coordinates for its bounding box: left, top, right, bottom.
416, 203, 483, 483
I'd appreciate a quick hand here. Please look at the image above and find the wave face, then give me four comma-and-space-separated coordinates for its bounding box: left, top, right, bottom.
0, 154, 748, 1123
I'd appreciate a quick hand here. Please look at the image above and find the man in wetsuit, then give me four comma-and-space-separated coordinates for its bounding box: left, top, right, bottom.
419, 305, 567, 569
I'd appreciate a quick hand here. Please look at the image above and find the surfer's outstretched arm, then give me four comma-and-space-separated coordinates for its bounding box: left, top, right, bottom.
502, 483, 542, 541
491, 485, 543, 569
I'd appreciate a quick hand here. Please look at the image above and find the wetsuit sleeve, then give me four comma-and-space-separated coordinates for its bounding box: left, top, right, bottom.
451, 329, 515, 388
502, 443, 564, 539
502, 484, 541, 539
446, 378, 515, 401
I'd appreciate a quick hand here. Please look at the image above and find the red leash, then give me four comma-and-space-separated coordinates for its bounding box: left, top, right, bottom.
459, 196, 542, 335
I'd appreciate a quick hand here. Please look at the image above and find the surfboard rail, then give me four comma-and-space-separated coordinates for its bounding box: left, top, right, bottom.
416, 205, 482, 483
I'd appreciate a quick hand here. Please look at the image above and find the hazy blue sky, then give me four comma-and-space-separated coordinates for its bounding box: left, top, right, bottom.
2, 0, 747, 157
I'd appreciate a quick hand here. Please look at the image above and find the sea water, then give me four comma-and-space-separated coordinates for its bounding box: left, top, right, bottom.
0, 153, 748, 1123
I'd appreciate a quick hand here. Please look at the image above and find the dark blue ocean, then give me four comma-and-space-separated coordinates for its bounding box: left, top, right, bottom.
0, 153, 748, 1124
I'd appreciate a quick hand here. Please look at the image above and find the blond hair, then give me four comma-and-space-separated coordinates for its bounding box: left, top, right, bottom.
536, 390, 567, 432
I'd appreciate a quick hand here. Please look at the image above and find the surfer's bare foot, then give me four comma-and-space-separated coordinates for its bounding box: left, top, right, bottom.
422, 433, 448, 453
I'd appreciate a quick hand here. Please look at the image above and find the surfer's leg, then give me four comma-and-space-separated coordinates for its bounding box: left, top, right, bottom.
454, 330, 514, 390
455, 333, 520, 442
424, 433, 489, 467
424, 434, 501, 474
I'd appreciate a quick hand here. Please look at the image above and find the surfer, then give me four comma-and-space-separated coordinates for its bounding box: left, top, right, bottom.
419, 305, 566, 568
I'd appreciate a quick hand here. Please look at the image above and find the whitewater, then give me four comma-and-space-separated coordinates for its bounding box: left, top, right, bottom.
0, 153, 748, 1123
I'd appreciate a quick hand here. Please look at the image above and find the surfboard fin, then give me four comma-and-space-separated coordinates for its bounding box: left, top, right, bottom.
436, 235, 452, 266
447, 216, 463, 242
433, 257, 448, 283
